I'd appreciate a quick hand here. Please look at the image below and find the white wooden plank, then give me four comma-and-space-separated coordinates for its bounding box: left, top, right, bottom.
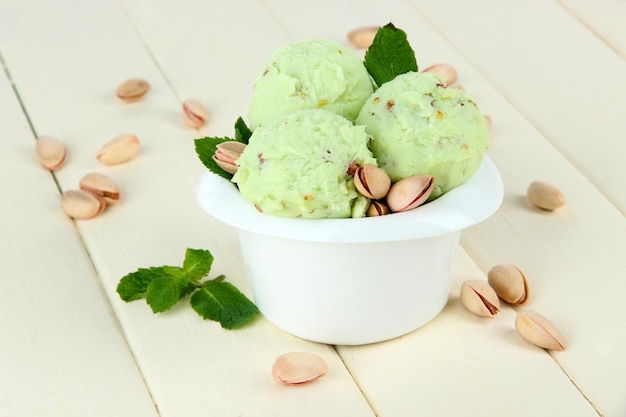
0, 54, 158, 417
0, 0, 376, 416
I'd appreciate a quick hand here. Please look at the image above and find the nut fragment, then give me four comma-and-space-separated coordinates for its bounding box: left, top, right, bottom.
487, 263, 529, 305
212, 141, 246, 175
527, 181, 566, 211
354, 164, 391, 200
422, 63, 458, 85
515, 310, 565, 351
366, 200, 390, 217
97, 133, 140, 165
79, 172, 120, 203
460, 279, 500, 318
386, 175, 434, 212
347, 26, 379, 49
61, 189, 106, 219
182, 99, 209, 128
36, 135, 67, 170
272, 352, 328, 385
116, 78, 150, 102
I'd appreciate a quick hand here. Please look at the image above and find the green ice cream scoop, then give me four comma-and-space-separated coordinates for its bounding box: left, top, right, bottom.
232, 109, 376, 219
355, 71, 489, 200
247, 39, 374, 130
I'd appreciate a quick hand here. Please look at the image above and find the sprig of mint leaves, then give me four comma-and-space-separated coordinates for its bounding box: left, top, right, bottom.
194, 23, 417, 178
116, 248, 259, 329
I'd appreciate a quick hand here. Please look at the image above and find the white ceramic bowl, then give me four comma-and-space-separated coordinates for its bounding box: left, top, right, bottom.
197, 156, 503, 345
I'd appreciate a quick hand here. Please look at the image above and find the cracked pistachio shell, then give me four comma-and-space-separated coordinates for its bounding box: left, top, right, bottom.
354, 164, 391, 200
182, 98, 209, 127
347, 26, 378, 49
460, 279, 500, 318
515, 310, 565, 351
36, 135, 67, 170
488, 263, 529, 305
422, 63, 458, 85
212, 141, 246, 175
61, 189, 106, 219
116, 78, 150, 101
386, 175, 434, 213
366, 200, 390, 217
79, 172, 120, 203
97, 133, 140, 165
527, 181, 566, 211
272, 352, 327, 385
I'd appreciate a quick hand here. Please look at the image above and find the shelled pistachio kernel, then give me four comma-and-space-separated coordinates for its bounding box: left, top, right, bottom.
422, 63, 458, 85
116, 78, 150, 101
527, 181, 566, 211
460, 279, 500, 318
97, 133, 140, 165
347, 26, 378, 49
272, 352, 328, 386
515, 310, 565, 351
61, 189, 106, 219
487, 263, 529, 305
182, 98, 209, 128
36, 135, 67, 170
79, 172, 120, 203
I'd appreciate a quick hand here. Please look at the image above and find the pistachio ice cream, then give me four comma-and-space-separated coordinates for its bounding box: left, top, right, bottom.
232, 109, 375, 218
247, 39, 374, 129
355, 71, 489, 199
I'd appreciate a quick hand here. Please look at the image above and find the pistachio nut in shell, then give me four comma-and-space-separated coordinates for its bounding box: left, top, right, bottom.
97, 133, 140, 165
515, 310, 565, 351
386, 175, 434, 213
527, 181, 566, 211
347, 26, 378, 49
36, 135, 67, 170
182, 98, 209, 128
422, 63, 458, 85
366, 200, 390, 217
354, 164, 391, 200
79, 172, 120, 203
116, 78, 150, 101
212, 141, 246, 175
487, 263, 529, 305
61, 189, 106, 219
272, 352, 328, 385
460, 279, 500, 318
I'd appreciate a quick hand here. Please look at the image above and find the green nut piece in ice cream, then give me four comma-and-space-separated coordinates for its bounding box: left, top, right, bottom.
232, 109, 376, 219
247, 39, 374, 130
356, 71, 489, 200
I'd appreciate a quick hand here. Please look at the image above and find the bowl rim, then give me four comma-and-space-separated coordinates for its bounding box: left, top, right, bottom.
196, 155, 503, 243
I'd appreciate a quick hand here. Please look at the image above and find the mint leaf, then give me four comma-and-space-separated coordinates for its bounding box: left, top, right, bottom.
146, 276, 187, 313
182, 248, 213, 282
190, 280, 259, 329
234, 117, 252, 144
194, 136, 234, 180
364, 22, 418, 87
116, 267, 166, 301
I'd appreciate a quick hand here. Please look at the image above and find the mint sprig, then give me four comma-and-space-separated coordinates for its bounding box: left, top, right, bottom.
116, 248, 259, 329
194, 117, 252, 180
364, 22, 418, 88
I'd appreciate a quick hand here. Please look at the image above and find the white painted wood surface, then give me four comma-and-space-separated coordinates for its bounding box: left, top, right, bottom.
1, 0, 624, 416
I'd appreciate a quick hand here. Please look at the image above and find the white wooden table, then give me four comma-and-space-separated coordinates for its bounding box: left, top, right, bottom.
2, 1, 625, 416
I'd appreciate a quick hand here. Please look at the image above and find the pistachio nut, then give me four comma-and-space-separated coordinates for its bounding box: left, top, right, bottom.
272, 352, 327, 385
79, 172, 120, 203
212, 141, 246, 175
61, 189, 106, 219
366, 200, 390, 217
423, 63, 458, 85
354, 164, 391, 200
347, 26, 378, 49
515, 310, 565, 351
182, 98, 209, 128
97, 133, 140, 165
116, 78, 150, 101
460, 279, 500, 318
36, 135, 67, 170
527, 180, 566, 211
487, 263, 529, 305
484, 114, 493, 133
386, 175, 435, 213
